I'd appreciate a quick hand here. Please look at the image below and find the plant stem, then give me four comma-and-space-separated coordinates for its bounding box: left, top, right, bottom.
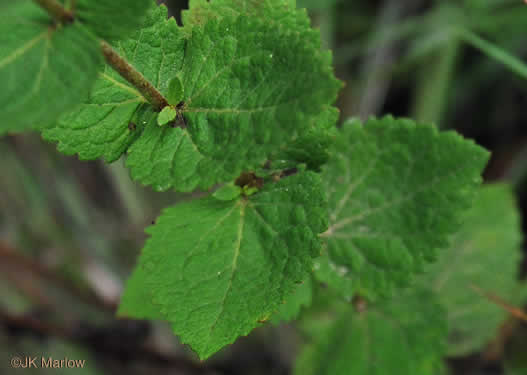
458, 27, 527, 80
101, 41, 168, 111
411, 37, 460, 128
33, 0, 74, 23
35, 0, 167, 111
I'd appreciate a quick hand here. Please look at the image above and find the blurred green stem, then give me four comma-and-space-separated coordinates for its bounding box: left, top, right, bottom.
356, 0, 405, 118
335, 14, 426, 65
458, 28, 527, 80
411, 37, 460, 127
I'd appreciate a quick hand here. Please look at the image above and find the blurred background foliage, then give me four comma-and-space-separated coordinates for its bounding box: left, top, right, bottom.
1, 0, 527, 374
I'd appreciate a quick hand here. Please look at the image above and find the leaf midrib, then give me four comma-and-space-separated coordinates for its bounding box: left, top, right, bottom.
205, 200, 247, 349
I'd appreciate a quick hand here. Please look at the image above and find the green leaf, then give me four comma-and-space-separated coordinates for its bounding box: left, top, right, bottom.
271, 106, 339, 171
127, 14, 340, 191
75, 0, 152, 40
42, 1, 339, 191
167, 76, 184, 105
417, 184, 524, 356
0, 1, 101, 134
316, 116, 489, 299
125, 118, 205, 191
43, 4, 185, 162
120, 171, 328, 359
212, 183, 242, 201
44, 102, 155, 163
182, 0, 319, 47
270, 275, 313, 324
157, 106, 177, 126
294, 288, 448, 375
118, 260, 164, 320
295, 283, 350, 340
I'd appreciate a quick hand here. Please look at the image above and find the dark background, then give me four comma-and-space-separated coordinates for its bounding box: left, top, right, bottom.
1, 0, 527, 374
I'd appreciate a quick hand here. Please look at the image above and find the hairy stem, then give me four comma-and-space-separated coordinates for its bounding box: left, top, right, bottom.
35, 0, 167, 111
101, 41, 168, 111
33, 0, 74, 23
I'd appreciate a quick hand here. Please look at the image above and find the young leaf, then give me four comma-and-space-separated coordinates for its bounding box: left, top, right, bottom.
157, 106, 177, 126
212, 183, 243, 201
120, 172, 328, 359
316, 116, 489, 299
417, 184, 524, 356
43, 4, 185, 162
294, 288, 448, 375
167, 76, 184, 105
0, 1, 101, 134
75, 0, 152, 40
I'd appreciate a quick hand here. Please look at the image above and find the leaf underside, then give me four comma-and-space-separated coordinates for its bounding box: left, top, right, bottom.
316, 116, 489, 300
119, 172, 328, 359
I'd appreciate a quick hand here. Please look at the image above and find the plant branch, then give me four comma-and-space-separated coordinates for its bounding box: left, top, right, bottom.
33, 0, 74, 23
100, 41, 168, 111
